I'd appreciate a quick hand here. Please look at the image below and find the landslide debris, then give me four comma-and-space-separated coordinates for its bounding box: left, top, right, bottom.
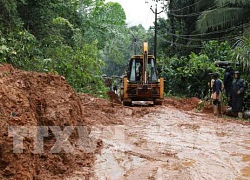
0, 64, 94, 179
0, 64, 158, 179
0, 64, 128, 179
164, 97, 201, 111
106, 90, 122, 105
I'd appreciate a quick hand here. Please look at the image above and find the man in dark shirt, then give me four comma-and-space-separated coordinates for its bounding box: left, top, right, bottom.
211, 73, 223, 117
231, 71, 245, 118
223, 66, 233, 106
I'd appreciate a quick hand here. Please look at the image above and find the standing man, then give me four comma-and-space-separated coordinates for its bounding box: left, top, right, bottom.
231, 71, 246, 118
224, 66, 233, 106
211, 73, 223, 117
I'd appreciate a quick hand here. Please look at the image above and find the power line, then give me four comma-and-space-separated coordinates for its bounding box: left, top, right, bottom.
144, 5, 152, 29
170, 12, 201, 17
170, 0, 206, 12
147, 9, 155, 28
158, 35, 204, 48
158, 34, 242, 49
158, 25, 250, 49
146, 0, 250, 50
164, 32, 242, 42
169, 3, 230, 17
166, 22, 250, 37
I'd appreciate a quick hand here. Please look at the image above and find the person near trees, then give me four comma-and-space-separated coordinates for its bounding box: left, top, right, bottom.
223, 66, 233, 106
211, 73, 223, 117
230, 71, 246, 119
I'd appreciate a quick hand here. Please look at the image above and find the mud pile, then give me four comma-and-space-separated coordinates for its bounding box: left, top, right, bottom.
164, 97, 224, 115
79, 93, 154, 125
164, 97, 201, 111
106, 90, 122, 105
0, 64, 122, 179
79, 93, 124, 125
163, 97, 240, 121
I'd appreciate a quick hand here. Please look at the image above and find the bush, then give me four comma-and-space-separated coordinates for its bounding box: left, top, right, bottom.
160, 53, 222, 98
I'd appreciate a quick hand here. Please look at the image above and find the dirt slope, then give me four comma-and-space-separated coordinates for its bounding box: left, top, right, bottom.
0, 64, 157, 179
0, 64, 130, 179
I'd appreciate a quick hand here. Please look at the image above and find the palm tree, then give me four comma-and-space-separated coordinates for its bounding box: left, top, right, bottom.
127, 25, 147, 56
196, 0, 250, 33
197, 0, 250, 69
234, 28, 250, 69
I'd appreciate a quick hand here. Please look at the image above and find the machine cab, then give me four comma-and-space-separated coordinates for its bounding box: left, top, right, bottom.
127, 56, 158, 83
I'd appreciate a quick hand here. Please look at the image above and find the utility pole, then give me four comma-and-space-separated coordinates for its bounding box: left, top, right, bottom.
150, 4, 163, 61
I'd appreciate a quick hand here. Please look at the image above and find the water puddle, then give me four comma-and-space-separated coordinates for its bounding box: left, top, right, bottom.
241, 166, 250, 177
181, 159, 196, 167
242, 155, 250, 162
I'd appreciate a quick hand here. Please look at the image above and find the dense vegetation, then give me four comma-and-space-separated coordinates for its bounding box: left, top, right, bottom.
0, 0, 250, 104
157, 0, 250, 103
0, 0, 127, 97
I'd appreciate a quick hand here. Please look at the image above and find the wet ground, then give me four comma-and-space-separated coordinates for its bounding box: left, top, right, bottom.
3, 64, 249, 179
89, 105, 250, 180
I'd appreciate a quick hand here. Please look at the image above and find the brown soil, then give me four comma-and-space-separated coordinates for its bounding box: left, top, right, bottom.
164, 96, 229, 115
164, 96, 250, 126
0, 64, 159, 179
164, 97, 201, 111
0, 64, 128, 179
106, 90, 122, 105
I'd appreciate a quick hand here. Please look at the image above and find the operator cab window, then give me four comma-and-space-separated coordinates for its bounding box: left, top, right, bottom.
148, 58, 157, 82
129, 59, 142, 82
128, 58, 158, 82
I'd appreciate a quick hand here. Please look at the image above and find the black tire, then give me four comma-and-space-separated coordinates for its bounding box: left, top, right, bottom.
123, 101, 132, 106
153, 99, 163, 105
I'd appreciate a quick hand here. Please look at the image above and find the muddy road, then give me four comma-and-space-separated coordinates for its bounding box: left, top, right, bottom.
87, 104, 250, 180
2, 65, 249, 179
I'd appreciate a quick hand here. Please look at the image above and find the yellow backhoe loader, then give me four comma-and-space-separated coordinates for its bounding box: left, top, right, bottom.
120, 42, 164, 106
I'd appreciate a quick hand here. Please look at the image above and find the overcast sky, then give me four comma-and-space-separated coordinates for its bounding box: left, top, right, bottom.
106, 0, 167, 29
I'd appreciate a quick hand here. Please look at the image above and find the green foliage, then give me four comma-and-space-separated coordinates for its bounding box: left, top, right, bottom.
45, 41, 108, 97
201, 40, 235, 62
84, 2, 126, 48
180, 53, 220, 97
1, 0, 250, 103
0, 0, 23, 30
0, 30, 43, 71
197, 7, 245, 33
197, 0, 250, 33
158, 41, 232, 98
0, 0, 127, 98
235, 29, 250, 69
101, 25, 150, 77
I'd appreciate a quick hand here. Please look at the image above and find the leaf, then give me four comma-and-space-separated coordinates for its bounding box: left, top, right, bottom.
0, 45, 9, 53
